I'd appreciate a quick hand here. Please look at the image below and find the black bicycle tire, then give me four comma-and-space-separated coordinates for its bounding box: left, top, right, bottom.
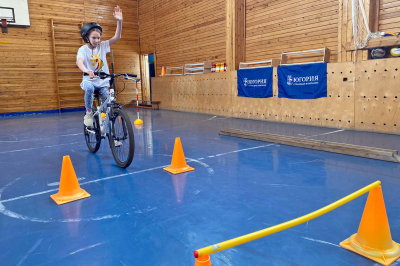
84, 113, 101, 153
109, 109, 135, 168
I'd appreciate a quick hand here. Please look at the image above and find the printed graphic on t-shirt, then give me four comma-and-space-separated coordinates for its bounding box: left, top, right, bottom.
91, 53, 104, 72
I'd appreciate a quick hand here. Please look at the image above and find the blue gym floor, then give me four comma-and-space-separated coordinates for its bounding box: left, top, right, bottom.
0, 108, 399, 266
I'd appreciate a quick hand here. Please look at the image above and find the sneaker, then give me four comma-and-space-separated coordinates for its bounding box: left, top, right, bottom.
114, 140, 122, 147
84, 113, 93, 127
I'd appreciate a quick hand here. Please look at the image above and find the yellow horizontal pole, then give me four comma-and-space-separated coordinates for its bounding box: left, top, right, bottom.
194, 181, 381, 258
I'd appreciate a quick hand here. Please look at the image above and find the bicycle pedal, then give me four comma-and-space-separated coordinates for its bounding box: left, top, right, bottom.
114, 140, 123, 147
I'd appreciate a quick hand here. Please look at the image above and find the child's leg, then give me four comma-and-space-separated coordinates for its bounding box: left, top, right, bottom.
97, 87, 110, 105
82, 82, 95, 126
82, 82, 95, 113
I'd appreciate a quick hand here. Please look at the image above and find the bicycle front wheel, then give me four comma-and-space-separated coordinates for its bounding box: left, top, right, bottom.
109, 109, 135, 168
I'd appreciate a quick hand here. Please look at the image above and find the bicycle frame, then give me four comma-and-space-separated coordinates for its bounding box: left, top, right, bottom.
85, 73, 140, 137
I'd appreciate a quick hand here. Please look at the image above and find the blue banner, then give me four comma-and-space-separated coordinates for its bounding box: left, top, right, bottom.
237, 68, 273, 98
278, 63, 327, 99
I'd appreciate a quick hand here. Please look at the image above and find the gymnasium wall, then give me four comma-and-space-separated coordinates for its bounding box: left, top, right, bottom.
138, 0, 227, 76
379, 0, 400, 32
140, 0, 400, 70
151, 58, 400, 135
0, 0, 140, 114
3, 0, 400, 116
245, 0, 339, 64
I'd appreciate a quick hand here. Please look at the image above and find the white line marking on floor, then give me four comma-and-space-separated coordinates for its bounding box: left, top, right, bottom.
0, 142, 82, 154
47, 178, 86, 186
16, 238, 43, 266
302, 237, 340, 248
69, 242, 104, 255
214, 144, 276, 157
305, 129, 345, 138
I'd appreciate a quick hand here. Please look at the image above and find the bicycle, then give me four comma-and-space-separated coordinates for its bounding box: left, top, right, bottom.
83, 72, 139, 168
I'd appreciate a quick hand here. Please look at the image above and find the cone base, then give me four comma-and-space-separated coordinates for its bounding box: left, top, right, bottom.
50, 188, 91, 205
340, 234, 400, 266
134, 119, 143, 125
163, 165, 194, 175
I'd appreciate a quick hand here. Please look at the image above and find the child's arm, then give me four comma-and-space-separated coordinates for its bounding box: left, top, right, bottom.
109, 5, 123, 46
77, 58, 95, 79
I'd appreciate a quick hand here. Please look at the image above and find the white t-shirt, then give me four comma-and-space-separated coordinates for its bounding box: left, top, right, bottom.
77, 40, 111, 88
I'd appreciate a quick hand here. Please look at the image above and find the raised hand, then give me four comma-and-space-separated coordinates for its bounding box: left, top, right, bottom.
113, 5, 123, 21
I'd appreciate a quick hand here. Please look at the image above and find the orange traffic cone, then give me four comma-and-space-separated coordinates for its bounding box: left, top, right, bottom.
50, 156, 90, 205
195, 255, 212, 266
163, 138, 194, 174
161, 66, 166, 77
340, 186, 400, 265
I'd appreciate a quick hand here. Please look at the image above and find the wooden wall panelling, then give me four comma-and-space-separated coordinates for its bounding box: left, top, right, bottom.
183, 75, 195, 113
0, 9, 58, 113
226, 71, 236, 117
340, 0, 380, 62
139, 0, 226, 76
170, 75, 186, 111
158, 77, 170, 109
369, 0, 380, 32
0, 0, 140, 114
192, 76, 203, 114
139, 0, 155, 54
276, 68, 323, 126
185, 76, 196, 112
198, 75, 211, 114
139, 54, 151, 104
246, 0, 339, 64
231, 77, 256, 120
51, 19, 61, 110
346, 0, 355, 62
185, 76, 197, 113
52, 19, 85, 109
165, 77, 173, 110
362, 0, 376, 60
231, 70, 272, 121
169, 78, 177, 111
187, 75, 197, 112
235, 0, 246, 70
277, 98, 320, 126
171, 77, 180, 111
324, 62, 355, 129
200, 75, 212, 114
338, 0, 344, 62
179, 75, 193, 113
208, 72, 232, 115
379, 0, 400, 32
226, 0, 235, 71
153, 76, 172, 109
354, 58, 400, 133
267, 68, 281, 122
225, 71, 236, 116
231, 94, 253, 119
152, 58, 400, 135
203, 75, 217, 115
246, 3, 337, 33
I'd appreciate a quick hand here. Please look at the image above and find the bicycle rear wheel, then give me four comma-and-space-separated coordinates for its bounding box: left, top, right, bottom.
84, 113, 101, 153
109, 109, 135, 168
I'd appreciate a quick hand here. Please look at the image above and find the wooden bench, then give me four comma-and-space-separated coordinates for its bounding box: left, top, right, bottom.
136, 101, 161, 110
151, 101, 161, 109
